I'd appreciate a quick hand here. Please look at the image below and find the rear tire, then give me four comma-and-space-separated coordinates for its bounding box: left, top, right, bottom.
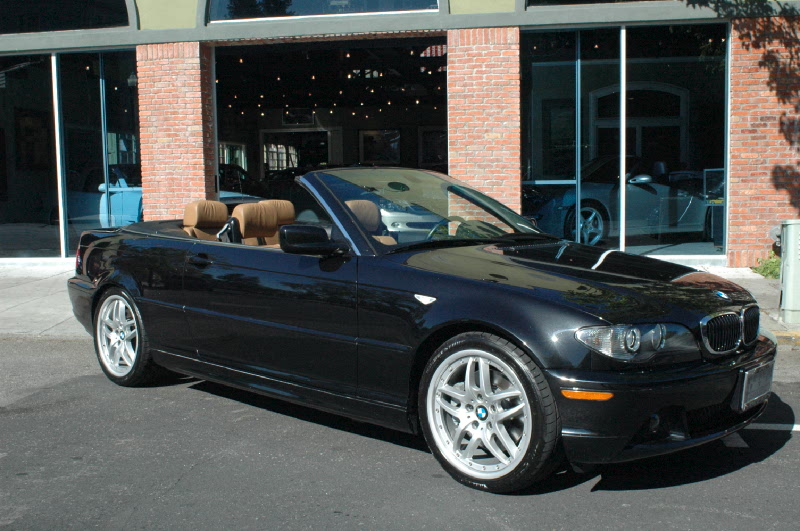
93, 287, 164, 387
419, 332, 560, 493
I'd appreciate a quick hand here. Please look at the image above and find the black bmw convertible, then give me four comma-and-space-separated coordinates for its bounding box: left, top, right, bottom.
68, 167, 776, 493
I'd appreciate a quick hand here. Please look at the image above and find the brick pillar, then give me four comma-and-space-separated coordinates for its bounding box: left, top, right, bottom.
136, 42, 216, 221
447, 28, 521, 212
728, 17, 800, 267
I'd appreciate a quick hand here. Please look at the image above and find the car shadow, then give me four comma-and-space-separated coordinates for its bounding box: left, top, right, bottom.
514, 392, 794, 495
187, 380, 430, 453
184, 379, 793, 493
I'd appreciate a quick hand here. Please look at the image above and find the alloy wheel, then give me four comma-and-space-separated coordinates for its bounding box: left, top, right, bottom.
426, 349, 533, 480
96, 294, 139, 377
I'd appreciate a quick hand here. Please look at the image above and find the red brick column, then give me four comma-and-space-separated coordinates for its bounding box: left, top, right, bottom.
447, 28, 521, 212
136, 42, 216, 220
729, 17, 800, 267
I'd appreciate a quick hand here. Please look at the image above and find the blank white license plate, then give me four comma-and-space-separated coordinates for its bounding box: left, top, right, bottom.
738, 361, 774, 412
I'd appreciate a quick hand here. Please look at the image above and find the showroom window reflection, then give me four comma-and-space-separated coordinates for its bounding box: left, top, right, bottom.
522, 24, 728, 257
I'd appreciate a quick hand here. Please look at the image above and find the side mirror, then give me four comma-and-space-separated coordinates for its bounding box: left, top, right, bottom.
279, 225, 348, 256
628, 174, 653, 185
524, 215, 540, 227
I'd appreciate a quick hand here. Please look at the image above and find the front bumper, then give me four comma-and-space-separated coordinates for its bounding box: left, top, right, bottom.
547, 337, 776, 464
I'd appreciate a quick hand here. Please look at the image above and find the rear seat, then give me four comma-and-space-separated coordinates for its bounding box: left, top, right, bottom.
231, 202, 278, 246
183, 200, 228, 240
259, 200, 295, 246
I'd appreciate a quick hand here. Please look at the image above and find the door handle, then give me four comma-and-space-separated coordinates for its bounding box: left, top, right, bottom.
187, 254, 212, 267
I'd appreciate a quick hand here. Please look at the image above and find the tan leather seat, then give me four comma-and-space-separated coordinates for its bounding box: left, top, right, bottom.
260, 200, 295, 246
232, 202, 278, 246
183, 200, 228, 240
344, 199, 397, 246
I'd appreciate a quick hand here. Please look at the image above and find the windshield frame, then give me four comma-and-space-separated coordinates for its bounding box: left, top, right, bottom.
310, 167, 544, 255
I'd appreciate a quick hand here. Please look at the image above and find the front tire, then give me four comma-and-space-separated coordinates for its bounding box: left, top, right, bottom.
94, 288, 162, 387
419, 332, 560, 493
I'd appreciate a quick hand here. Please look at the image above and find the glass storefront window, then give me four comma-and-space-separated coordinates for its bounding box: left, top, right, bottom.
209, 0, 438, 21
0, 0, 129, 35
624, 24, 727, 256
60, 54, 106, 251
0, 55, 59, 257
60, 51, 140, 253
523, 24, 727, 257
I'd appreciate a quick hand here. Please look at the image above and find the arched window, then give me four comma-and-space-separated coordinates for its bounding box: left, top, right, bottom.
209, 0, 438, 21
590, 82, 689, 168
0, 0, 129, 35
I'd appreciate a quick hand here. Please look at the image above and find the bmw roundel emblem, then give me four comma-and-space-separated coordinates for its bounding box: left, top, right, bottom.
476, 406, 488, 421
714, 291, 731, 301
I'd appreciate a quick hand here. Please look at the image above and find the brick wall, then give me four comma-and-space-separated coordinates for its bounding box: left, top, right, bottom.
729, 17, 800, 267
447, 28, 521, 212
137, 42, 216, 220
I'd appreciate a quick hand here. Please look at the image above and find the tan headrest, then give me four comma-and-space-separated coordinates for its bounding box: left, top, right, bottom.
232, 202, 277, 239
345, 200, 381, 232
184, 200, 228, 229
261, 200, 295, 226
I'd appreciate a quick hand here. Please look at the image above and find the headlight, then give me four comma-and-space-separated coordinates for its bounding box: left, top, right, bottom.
575, 323, 696, 362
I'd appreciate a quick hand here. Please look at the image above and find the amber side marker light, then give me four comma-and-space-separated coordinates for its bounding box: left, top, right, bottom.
561, 390, 614, 401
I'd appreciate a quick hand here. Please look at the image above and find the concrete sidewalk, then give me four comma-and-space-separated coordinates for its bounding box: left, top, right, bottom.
0, 259, 798, 345
0, 260, 87, 340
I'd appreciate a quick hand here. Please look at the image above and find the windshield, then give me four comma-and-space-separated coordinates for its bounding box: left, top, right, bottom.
314, 168, 542, 250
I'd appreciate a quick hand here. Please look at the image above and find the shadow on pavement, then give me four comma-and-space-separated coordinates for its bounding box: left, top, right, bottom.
185, 378, 793, 494
188, 380, 430, 453
590, 392, 793, 492
510, 392, 793, 496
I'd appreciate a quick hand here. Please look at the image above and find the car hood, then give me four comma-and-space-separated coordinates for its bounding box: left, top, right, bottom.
392, 241, 754, 324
